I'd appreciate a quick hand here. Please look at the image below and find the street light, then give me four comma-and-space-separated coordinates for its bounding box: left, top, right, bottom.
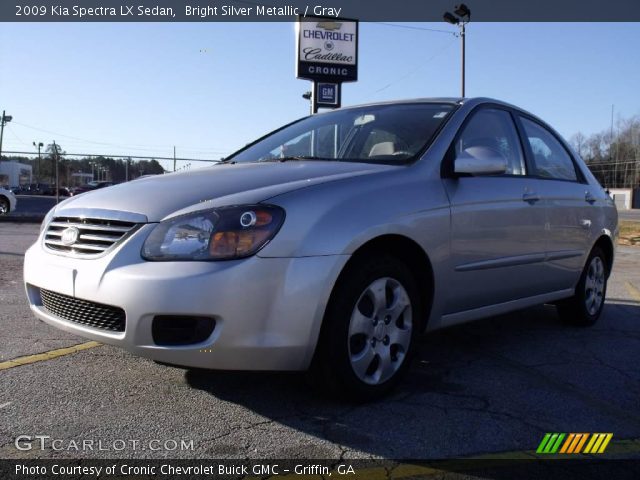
302, 91, 312, 115
0, 111, 13, 162
33, 141, 43, 181
89, 160, 96, 181
443, 3, 471, 97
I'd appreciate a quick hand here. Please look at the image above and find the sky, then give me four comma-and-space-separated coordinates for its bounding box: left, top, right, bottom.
1, 22, 639, 171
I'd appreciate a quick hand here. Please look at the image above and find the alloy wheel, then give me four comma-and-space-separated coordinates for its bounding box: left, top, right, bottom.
585, 256, 605, 315
347, 277, 412, 385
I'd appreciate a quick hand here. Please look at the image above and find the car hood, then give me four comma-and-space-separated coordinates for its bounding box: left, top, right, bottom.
55, 161, 396, 222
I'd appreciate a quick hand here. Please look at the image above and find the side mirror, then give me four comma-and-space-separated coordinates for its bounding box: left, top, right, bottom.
454, 146, 508, 175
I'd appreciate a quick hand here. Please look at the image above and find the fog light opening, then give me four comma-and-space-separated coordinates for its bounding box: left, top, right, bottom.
151, 316, 216, 346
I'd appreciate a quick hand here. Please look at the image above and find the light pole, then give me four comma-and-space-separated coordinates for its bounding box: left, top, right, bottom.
302, 91, 313, 115
444, 4, 471, 97
0, 111, 13, 162
50, 141, 61, 204
33, 141, 43, 181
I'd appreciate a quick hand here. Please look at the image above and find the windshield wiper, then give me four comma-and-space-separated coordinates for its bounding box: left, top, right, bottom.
222, 156, 332, 164
274, 155, 328, 162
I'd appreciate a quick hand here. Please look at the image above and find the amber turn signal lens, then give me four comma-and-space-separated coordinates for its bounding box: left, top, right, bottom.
209, 229, 273, 257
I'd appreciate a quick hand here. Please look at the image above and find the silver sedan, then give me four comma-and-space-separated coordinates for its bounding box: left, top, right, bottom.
23, 98, 618, 400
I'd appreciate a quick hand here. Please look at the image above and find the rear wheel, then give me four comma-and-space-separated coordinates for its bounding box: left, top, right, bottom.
557, 247, 608, 327
309, 255, 421, 401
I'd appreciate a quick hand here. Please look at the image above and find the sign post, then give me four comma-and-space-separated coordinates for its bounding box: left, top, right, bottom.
296, 16, 358, 113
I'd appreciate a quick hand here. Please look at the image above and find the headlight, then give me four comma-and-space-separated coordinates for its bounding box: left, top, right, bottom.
141, 205, 285, 261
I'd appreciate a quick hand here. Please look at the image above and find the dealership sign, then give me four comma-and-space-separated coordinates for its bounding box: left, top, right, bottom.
296, 16, 358, 83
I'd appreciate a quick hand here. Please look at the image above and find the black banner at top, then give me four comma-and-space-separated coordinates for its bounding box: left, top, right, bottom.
3, 0, 640, 22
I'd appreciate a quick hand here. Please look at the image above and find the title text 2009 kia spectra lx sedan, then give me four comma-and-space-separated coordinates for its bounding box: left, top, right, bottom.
24, 98, 618, 400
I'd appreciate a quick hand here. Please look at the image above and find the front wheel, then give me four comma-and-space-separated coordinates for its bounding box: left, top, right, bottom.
309, 255, 421, 401
557, 247, 608, 327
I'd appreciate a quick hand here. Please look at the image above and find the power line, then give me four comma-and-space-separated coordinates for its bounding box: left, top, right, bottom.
586, 160, 638, 166
353, 36, 458, 101
372, 22, 455, 35
10, 121, 230, 154
3, 150, 220, 163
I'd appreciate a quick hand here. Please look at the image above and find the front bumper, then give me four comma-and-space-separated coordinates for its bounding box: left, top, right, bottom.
24, 224, 348, 371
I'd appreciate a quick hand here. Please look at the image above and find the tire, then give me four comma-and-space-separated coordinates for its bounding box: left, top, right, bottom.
308, 255, 422, 402
557, 247, 608, 327
0, 197, 9, 215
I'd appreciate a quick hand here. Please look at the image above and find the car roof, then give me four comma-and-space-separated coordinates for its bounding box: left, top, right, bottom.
325, 97, 523, 113
331, 96, 553, 132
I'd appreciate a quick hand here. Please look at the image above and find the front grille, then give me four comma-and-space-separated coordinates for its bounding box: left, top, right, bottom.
44, 216, 138, 257
39, 288, 126, 332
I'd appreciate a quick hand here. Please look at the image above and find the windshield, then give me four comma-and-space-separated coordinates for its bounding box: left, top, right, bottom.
227, 103, 456, 165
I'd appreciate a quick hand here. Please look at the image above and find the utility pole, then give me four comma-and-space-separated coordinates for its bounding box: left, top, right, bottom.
33, 141, 43, 181
0, 110, 14, 163
126, 157, 130, 181
173, 146, 176, 172
443, 4, 471, 97
461, 22, 466, 97
53, 141, 60, 205
611, 104, 616, 188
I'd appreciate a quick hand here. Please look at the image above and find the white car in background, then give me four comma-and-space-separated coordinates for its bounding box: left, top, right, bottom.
0, 187, 17, 215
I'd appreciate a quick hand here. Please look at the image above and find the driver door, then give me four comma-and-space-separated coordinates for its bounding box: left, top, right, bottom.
442, 107, 547, 314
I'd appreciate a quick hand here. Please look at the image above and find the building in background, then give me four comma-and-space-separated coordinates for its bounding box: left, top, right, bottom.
70, 172, 93, 187
0, 161, 32, 187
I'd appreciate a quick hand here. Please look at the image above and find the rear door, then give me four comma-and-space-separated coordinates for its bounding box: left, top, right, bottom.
516, 115, 594, 291
442, 107, 548, 314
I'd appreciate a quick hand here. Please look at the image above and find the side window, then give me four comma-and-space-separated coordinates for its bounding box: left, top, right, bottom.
520, 117, 578, 182
455, 109, 526, 175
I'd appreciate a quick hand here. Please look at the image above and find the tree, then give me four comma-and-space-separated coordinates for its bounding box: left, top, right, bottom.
570, 132, 586, 159
572, 113, 640, 189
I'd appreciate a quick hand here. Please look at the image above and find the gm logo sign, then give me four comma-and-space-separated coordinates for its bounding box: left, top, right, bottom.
316, 82, 340, 107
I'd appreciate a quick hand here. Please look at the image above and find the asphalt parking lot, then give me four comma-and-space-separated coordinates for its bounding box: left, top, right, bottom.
1, 222, 639, 461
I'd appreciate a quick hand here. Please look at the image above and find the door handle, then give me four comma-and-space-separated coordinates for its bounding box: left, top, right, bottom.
585, 192, 596, 204
523, 192, 540, 203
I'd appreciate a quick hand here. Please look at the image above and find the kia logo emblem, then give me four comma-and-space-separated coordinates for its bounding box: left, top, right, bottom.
61, 227, 80, 246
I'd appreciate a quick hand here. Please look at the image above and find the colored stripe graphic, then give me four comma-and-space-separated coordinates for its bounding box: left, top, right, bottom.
537, 433, 565, 453
536, 433, 552, 453
584, 433, 614, 454
538, 433, 614, 454
559, 433, 575, 453
573, 433, 589, 453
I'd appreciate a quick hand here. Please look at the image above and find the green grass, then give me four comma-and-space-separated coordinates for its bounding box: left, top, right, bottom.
619, 220, 640, 246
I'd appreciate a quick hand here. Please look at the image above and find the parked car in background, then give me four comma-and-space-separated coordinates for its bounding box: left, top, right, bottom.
26, 183, 52, 195
24, 98, 618, 400
26, 184, 41, 195
70, 181, 114, 196
0, 187, 17, 215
